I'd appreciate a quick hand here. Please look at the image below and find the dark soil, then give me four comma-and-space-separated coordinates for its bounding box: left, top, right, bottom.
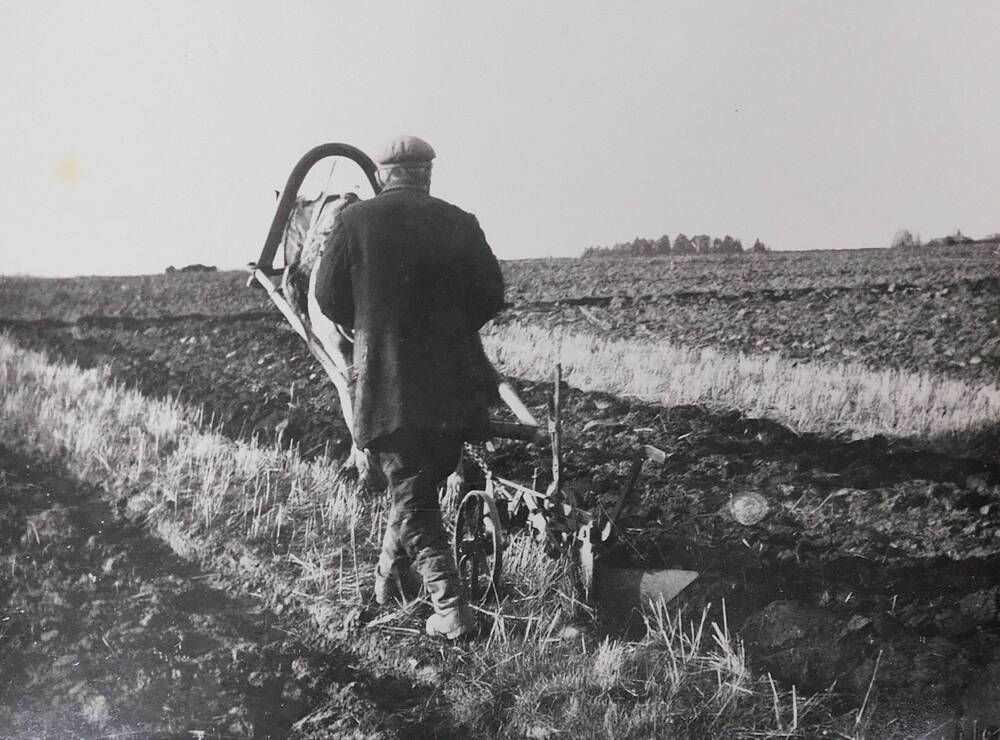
0, 445, 459, 739
504, 246, 1000, 304
499, 275, 1000, 385
3, 245, 998, 385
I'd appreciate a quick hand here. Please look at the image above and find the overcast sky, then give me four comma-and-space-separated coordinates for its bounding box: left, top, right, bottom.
3, 1, 999, 276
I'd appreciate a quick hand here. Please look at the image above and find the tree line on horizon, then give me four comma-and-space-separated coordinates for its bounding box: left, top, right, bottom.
891, 228, 1000, 249
582, 233, 768, 258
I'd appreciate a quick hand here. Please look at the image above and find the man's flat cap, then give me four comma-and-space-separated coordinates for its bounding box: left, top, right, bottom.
376, 135, 436, 166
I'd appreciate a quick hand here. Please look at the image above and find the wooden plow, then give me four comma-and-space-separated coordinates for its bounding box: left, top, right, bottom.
249, 144, 698, 609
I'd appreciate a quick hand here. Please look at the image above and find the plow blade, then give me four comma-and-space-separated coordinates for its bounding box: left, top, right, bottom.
594, 567, 699, 608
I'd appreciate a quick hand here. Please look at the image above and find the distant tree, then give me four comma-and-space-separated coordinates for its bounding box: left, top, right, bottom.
673, 233, 695, 254
751, 238, 769, 253
927, 229, 976, 247
944, 229, 973, 246
891, 229, 920, 249
584, 231, 760, 257
631, 237, 654, 256
716, 235, 743, 254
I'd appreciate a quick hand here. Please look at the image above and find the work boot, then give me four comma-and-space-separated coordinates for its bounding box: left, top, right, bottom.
426, 603, 475, 640
420, 556, 476, 640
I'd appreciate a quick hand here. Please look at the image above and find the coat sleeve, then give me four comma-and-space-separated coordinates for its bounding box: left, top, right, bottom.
314, 216, 354, 328
465, 217, 505, 329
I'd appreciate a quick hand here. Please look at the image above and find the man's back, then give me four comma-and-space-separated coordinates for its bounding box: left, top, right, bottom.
316, 187, 504, 448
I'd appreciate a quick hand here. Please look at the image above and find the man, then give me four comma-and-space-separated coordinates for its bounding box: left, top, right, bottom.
314, 135, 504, 639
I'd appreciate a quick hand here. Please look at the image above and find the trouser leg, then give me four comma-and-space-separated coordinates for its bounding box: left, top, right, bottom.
376, 513, 406, 578
373, 502, 419, 605
405, 498, 462, 613
371, 429, 464, 615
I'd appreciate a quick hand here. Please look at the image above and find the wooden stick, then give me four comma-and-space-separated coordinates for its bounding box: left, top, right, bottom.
548, 363, 562, 503
498, 381, 538, 427
251, 268, 355, 429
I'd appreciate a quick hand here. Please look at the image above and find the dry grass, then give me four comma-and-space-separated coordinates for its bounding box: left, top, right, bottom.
0, 334, 365, 606
444, 598, 845, 738
0, 332, 859, 737
484, 322, 1000, 443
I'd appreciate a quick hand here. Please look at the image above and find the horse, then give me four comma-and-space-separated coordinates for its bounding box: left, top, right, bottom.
280, 191, 364, 471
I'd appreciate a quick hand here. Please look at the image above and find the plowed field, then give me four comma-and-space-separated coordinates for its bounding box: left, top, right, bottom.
2, 248, 1000, 735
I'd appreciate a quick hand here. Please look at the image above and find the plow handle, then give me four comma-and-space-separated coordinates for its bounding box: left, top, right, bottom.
255, 143, 381, 272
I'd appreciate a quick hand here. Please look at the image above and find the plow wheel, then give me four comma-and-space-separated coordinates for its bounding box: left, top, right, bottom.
453, 490, 503, 603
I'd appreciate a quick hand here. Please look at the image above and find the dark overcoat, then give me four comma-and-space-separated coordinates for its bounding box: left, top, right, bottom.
313, 187, 505, 449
